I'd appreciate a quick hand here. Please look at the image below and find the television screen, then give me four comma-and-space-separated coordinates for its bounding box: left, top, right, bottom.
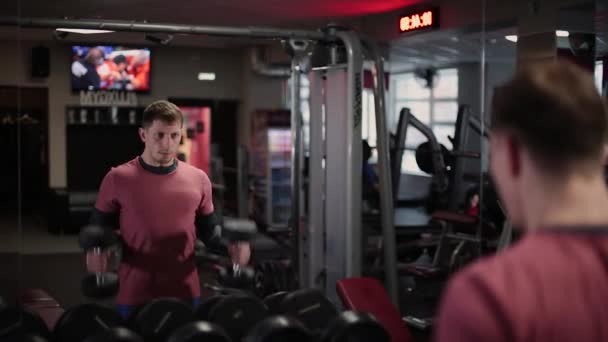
71, 45, 151, 92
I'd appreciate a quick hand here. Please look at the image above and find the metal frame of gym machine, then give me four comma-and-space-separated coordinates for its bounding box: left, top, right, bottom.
392, 105, 483, 271
392, 105, 512, 270
290, 30, 399, 306
0, 16, 400, 307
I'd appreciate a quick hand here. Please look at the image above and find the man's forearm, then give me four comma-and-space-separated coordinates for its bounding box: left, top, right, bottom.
90, 207, 119, 230
195, 212, 223, 250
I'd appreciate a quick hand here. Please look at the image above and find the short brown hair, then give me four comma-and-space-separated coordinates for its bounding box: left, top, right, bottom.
491, 60, 607, 173
142, 100, 183, 128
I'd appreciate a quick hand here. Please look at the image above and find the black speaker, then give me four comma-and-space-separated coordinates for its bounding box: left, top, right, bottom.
31, 46, 50, 78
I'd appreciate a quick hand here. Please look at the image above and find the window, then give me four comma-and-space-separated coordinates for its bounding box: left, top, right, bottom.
287, 77, 378, 165
595, 60, 604, 95
361, 89, 377, 162
391, 68, 459, 174
285, 76, 311, 151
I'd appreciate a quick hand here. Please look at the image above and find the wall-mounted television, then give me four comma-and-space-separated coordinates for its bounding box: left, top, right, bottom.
71, 45, 151, 92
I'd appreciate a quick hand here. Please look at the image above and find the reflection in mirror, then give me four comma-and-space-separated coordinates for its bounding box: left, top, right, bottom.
0, 0, 24, 337
596, 0, 607, 98
381, 0, 489, 330
11, 19, 247, 314
482, 3, 600, 250
2, 0, 576, 339
6, 1, 300, 340
432, 0, 608, 340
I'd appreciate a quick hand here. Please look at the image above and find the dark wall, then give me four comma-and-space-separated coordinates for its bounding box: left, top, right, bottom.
169, 98, 240, 212
66, 124, 143, 191
0, 86, 48, 213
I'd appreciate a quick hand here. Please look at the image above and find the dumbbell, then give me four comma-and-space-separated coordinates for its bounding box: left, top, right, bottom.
54, 303, 141, 342
278, 288, 339, 337
243, 310, 390, 342
244, 316, 312, 342
197, 219, 258, 292
0, 304, 51, 342
254, 261, 293, 298
84, 327, 143, 342
128, 298, 196, 342
321, 311, 390, 342
167, 321, 232, 342
195, 294, 268, 342
263, 291, 288, 314
78, 225, 120, 299
220, 219, 257, 288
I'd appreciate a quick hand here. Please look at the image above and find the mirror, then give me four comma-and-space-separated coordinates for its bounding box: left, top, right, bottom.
364, 0, 489, 325
0, 0, 22, 317
10, 0, 287, 323
594, 0, 606, 99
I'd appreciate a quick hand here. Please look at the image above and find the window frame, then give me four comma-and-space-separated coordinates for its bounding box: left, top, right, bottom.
390, 68, 459, 174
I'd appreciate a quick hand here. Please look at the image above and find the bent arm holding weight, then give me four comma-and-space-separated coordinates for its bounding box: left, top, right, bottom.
86, 171, 121, 274
196, 212, 252, 266
85, 208, 120, 273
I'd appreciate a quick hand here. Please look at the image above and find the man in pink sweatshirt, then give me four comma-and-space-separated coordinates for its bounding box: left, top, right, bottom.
88, 100, 250, 318
435, 60, 608, 341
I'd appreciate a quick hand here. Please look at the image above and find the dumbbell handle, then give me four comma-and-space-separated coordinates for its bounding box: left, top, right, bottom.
203, 283, 246, 296
87, 247, 108, 281
92, 247, 106, 286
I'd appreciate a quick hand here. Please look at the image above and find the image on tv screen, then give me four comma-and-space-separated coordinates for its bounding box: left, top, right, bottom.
71, 45, 151, 92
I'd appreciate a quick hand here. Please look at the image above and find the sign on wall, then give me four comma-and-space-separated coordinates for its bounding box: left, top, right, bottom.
79, 90, 138, 107
399, 7, 440, 34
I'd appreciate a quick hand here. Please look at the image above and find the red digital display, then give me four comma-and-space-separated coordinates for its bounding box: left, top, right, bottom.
399, 8, 439, 33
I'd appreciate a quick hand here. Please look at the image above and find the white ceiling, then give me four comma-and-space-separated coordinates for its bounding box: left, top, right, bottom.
388, 26, 518, 73
388, 1, 608, 73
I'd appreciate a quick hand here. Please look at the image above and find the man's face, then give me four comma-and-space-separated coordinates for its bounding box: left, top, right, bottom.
139, 119, 182, 166
489, 131, 524, 227
89, 48, 104, 65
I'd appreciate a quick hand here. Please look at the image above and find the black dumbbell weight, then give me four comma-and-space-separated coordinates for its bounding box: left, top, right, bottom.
280, 288, 339, 337
0, 305, 50, 342
263, 291, 288, 315
206, 295, 268, 342
84, 327, 143, 342
198, 219, 258, 293
167, 321, 232, 342
195, 295, 225, 321
129, 298, 196, 342
321, 311, 390, 342
53, 303, 124, 342
244, 316, 313, 342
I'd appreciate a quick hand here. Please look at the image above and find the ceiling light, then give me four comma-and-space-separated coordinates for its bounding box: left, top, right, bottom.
145, 34, 174, 45
198, 72, 216, 81
505, 30, 570, 43
56, 28, 114, 34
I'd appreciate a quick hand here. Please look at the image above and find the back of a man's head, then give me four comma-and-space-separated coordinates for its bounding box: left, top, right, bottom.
492, 60, 607, 176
